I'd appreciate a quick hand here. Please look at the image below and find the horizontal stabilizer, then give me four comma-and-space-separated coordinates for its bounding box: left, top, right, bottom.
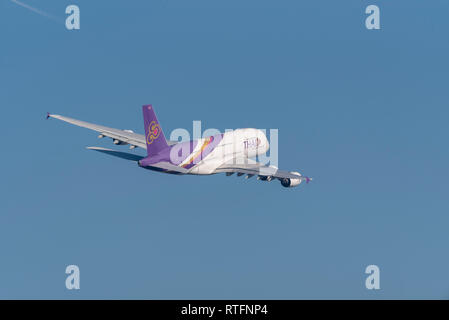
145, 161, 189, 174
86, 147, 144, 161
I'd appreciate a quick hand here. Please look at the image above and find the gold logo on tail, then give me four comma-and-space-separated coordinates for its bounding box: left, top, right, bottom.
146, 121, 161, 144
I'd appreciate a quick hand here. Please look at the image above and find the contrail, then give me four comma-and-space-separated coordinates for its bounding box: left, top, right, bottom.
10, 0, 63, 23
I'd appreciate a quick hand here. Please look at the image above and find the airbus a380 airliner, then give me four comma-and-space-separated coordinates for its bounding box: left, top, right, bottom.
47, 105, 312, 188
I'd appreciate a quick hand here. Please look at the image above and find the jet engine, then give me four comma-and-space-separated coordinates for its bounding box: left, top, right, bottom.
112, 130, 133, 145
112, 139, 128, 145
280, 172, 302, 188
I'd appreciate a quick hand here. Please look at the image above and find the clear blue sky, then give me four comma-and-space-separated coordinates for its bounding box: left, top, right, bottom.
1, 0, 448, 299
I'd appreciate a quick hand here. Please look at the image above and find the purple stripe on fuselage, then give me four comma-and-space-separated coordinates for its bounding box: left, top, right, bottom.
139, 134, 223, 169
139, 140, 197, 167
182, 133, 223, 170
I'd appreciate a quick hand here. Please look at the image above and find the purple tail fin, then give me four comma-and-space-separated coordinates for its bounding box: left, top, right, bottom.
142, 105, 168, 157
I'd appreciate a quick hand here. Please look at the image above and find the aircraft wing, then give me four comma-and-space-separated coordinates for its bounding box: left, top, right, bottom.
47, 113, 178, 148
215, 161, 312, 182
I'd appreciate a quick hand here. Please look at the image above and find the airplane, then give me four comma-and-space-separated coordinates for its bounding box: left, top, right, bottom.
46, 105, 312, 188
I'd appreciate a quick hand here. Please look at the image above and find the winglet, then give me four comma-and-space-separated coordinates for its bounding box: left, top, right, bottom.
305, 177, 313, 184
46, 112, 51, 120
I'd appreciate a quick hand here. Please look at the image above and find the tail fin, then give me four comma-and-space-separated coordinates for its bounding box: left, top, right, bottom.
142, 105, 168, 157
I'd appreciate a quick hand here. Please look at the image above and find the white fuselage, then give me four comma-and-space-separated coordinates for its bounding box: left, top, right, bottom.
188, 128, 269, 174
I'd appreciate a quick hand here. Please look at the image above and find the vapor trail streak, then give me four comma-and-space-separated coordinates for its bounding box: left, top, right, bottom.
10, 0, 62, 23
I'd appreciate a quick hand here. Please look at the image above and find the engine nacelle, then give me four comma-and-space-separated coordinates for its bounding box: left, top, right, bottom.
113, 139, 129, 146
280, 172, 302, 188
